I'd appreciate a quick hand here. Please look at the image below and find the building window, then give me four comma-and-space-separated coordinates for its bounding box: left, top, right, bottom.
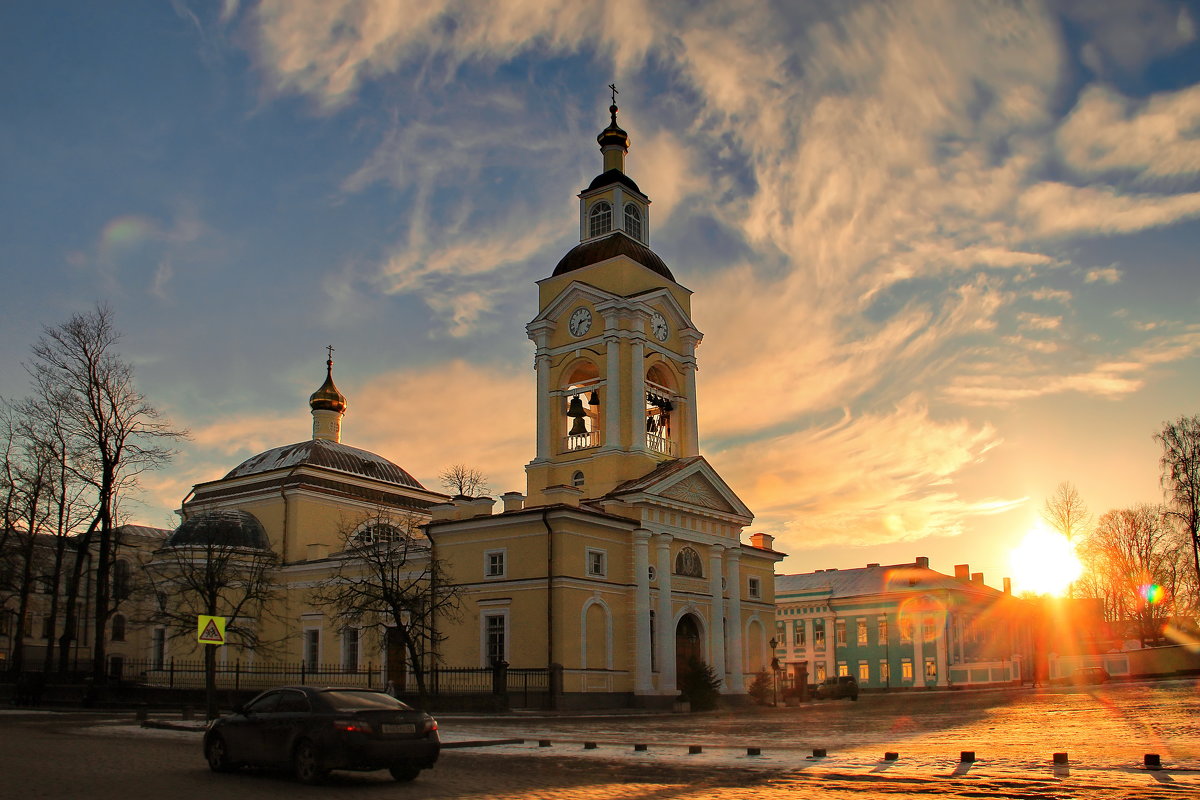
41, 616, 53, 639
901, 660, 913, 680
835, 619, 846, 646
858, 662, 870, 682
880, 661, 891, 683
304, 628, 320, 670
111, 614, 126, 642
587, 548, 607, 578
748, 577, 761, 598
648, 565, 656, 582
815, 662, 827, 682
589, 201, 613, 237
923, 618, 936, 642
113, 560, 130, 601
484, 614, 507, 665
675, 547, 703, 577
571, 470, 585, 487
152, 628, 166, 670
484, 549, 506, 579
793, 620, 805, 647
355, 523, 402, 545
856, 619, 867, 646
877, 616, 888, 645
900, 618, 913, 644
342, 628, 360, 671
649, 610, 657, 671
837, 662, 849, 677
624, 203, 642, 240
925, 659, 937, 680
813, 619, 826, 647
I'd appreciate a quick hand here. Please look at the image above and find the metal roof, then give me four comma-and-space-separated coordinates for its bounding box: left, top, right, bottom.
223, 438, 424, 489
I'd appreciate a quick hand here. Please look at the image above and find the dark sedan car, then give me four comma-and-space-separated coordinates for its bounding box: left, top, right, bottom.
813, 675, 859, 700
203, 686, 440, 784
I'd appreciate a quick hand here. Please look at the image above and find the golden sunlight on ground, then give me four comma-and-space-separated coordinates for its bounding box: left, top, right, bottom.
1008, 520, 1083, 596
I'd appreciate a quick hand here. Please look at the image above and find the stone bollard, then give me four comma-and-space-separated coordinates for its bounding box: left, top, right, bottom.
1053, 753, 1068, 765
134, 704, 149, 722
181, 705, 194, 721
1144, 754, 1161, 769
688, 745, 703, 755
584, 742, 597, 750
811, 748, 827, 758
538, 740, 552, 748
633, 744, 648, 752
747, 747, 761, 756
884, 752, 899, 761
960, 751, 976, 763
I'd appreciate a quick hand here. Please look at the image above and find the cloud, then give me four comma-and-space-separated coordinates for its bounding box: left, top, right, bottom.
1018, 182, 1200, 238
1060, 0, 1196, 75
1017, 312, 1062, 331
1058, 84, 1200, 182
1085, 266, 1123, 284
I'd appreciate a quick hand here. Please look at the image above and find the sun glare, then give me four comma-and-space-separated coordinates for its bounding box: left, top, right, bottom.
1008, 521, 1082, 596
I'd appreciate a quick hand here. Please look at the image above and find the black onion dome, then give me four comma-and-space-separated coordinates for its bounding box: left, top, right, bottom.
553, 232, 674, 280
586, 168, 643, 195
223, 438, 425, 489
165, 509, 270, 551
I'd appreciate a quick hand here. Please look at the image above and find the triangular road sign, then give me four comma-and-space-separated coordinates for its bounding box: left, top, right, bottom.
197, 615, 226, 645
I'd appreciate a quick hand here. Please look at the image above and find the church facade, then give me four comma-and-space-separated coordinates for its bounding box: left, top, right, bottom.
159, 100, 783, 706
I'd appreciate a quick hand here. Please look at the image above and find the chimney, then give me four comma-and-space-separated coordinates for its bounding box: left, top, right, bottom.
955, 564, 970, 581
971, 572, 984, 585
1003, 577, 1012, 595
750, 532, 775, 550
501, 491, 525, 513
429, 501, 459, 522
460, 496, 495, 518
867, 563, 880, 568
915, 556, 930, 569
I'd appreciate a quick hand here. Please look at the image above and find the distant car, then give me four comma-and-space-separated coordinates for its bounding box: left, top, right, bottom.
1070, 667, 1110, 685
813, 676, 859, 701
203, 686, 440, 784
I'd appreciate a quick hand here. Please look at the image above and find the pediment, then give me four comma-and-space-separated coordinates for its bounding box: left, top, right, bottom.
530, 281, 620, 326
660, 474, 736, 513
609, 456, 753, 522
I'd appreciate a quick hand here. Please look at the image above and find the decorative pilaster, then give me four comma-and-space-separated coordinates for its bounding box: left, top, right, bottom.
630, 338, 646, 452
708, 545, 727, 690
724, 547, 743, 690
632, 529, 654, 694
935, 618, 949, 687
603, 335, 621, 451
535, 352, 552, 461
912, 614, 925, 686
654, 533, 675, 693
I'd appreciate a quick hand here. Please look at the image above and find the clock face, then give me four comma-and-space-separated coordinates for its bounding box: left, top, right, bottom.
568, 307, 592, 337
650, 311, 669, 342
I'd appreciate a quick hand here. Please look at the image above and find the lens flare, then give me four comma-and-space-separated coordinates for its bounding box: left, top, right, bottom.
1140, 584, 1166, 605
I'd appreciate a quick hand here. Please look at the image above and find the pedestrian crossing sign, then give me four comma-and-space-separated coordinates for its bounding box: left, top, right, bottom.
197, 615, 227, 645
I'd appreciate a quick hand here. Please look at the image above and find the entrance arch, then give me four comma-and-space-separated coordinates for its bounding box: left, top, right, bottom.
675, 613, 704, 687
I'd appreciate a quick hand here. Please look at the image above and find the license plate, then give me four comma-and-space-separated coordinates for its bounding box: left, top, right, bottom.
382, 723, 415, 735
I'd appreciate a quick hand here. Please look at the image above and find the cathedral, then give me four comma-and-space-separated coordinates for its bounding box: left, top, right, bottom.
167, 100, 784, 707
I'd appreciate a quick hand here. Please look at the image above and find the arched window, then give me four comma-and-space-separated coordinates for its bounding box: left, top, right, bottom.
675, 546, 704, 577
645, 363, 677, 456
113, 560, 130, 601
624, 203, 642, 240
571, 471, 585, 487
562, 360, 602, 452
111, 614, 126, 642
589, 201, 613, 238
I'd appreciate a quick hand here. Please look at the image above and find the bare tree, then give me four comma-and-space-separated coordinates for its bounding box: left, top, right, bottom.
26, 305, 186, 681
438, 464, 490, 498
1041, 482, 1092, 598
1078, 504, 1187, 645
143, 511, 279, 719
1156, 415, 1200, 610
311, 509, 461, 703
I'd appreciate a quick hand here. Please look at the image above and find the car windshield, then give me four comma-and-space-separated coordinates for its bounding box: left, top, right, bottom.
319, 690, 413, 712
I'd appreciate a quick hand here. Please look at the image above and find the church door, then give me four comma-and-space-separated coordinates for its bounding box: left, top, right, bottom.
675, 614, 703, 687
386, 628, 407, 691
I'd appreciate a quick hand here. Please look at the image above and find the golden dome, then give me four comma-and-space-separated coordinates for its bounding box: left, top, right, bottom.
309, 359, 347, 413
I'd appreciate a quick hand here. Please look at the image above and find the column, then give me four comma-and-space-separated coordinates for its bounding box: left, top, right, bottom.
632, 529, 654, 694
535, 353, 552, 461
824, 615, 836, 679
911, 613, 925, 686
725, 548, 743, 690
935, 619, 949, 687
604, 335, 621, 451
654, 533, 675, 693
631, 338, 646, 452
707, 545, 726, 690
682, 361, 699, 457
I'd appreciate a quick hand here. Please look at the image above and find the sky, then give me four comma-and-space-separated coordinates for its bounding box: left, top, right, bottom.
2, 0, 1199, 592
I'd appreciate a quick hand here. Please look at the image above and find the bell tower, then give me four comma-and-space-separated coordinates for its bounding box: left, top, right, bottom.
525, 95, 703, 506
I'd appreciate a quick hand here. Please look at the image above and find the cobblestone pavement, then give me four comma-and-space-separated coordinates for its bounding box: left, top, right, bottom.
3, 678, 1196, 798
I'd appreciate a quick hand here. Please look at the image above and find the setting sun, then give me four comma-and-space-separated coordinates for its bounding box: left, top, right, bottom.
1008, 522, 1083, 596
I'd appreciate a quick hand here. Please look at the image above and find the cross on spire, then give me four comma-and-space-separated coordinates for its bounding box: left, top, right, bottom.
325, 344, 335, 365
609, 83, 618, 105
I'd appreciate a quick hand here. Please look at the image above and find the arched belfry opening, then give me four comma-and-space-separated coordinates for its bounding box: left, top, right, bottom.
645, 362, 677, 457
562, 360, 602, 452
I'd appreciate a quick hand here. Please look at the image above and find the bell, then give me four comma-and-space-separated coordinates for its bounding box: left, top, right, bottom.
569, 416, 589, 436
566, 396, 586, 417
646, 415, 658, 433
662, 399, 674, 412
588, 389, 600, 406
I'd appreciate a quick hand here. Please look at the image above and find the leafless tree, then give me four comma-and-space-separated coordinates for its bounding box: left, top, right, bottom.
310, 509, 461, 703
26, 305, 186, 680
438, 464, 490, 498
1078, 504, 1188, 645
143, 514, 280, 719
1041, 481, 1092, 598
1156, 414, 1200, 611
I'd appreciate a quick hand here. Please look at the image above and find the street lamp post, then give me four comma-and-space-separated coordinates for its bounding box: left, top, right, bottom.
769, 637, 779, 706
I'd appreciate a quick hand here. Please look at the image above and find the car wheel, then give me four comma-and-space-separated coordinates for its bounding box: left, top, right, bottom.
205, 734, 237, 773
293, 739, 328, 785
389, 762, 421, 782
